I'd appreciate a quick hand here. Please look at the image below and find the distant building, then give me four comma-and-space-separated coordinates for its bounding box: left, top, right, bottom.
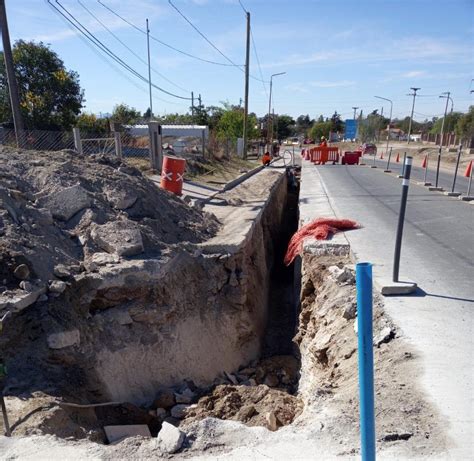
383, 127, 406, 140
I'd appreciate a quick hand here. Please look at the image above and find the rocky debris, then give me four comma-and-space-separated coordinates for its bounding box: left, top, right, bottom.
104, 424, 151, 444
155, 421, 185, 454
374, 326, 395, 347
328, 265, 355, 285
48, 280, 67, 294
53, 265, 72, 279
343, 301, 357, 320
171, 404, 191, 419
152, 390, 176, 410
47, 329, 80, 349
224, 372, 239, 385
104, 186, 138, 210
13, 264, 30, 280
265, 411, 278, 431
185, 384, 302, 431
91, 252, 120, 266
382, 431, 413, 442
90, 220, 144, 257
38, 184, 91, 221
0, 284, 46, 312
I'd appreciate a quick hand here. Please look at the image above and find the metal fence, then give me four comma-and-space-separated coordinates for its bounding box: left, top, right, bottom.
0, 127, 75, 151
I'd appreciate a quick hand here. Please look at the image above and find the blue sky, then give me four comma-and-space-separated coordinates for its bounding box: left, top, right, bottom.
5, 0, 474, 121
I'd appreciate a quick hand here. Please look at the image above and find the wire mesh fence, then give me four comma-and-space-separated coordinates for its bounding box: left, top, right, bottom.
0, 128, 75, 151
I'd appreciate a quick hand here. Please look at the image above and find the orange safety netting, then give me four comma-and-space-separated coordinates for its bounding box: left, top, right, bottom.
284, 218, 359, 266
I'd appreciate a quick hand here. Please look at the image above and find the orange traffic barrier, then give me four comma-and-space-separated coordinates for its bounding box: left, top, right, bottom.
160, 155, 186, 195
395, 153, 400, 163
422, 155, 427, 168
464, 160, 472, 178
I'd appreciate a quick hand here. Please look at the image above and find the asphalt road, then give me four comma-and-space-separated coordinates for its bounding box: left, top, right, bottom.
362, 153, 471, 194
310, 162, 473, 458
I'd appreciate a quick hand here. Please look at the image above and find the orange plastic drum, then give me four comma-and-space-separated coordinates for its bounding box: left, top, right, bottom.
160, 155, 186, 195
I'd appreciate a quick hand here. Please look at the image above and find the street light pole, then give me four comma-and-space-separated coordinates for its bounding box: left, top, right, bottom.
407, 87, 420, 143
352, 106, 359, 120
434, 92, 451, 188
267, 72, 285, 147
242, 11, 250, 160
375, 96, 393, 156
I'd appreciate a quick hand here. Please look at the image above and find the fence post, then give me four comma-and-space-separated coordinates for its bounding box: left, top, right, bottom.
73, 127, 83, 154
148, 122, 162, 171
114, 131, 123, 159
356, 262, 376, 461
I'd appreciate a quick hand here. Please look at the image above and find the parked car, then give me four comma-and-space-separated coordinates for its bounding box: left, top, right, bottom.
360, 143, 377, 155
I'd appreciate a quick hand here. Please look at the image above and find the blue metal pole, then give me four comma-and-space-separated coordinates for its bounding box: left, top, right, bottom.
356, 262, 376, 461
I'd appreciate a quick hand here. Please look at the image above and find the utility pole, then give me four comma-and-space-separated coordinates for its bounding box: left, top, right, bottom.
198, 94, 202, 108
352, 106, 359, 120
407, 87, 420, 144
0, 0, 24, 147
146, 19, 153, 118
191, 91, 194, 120
242, 11, 250, 160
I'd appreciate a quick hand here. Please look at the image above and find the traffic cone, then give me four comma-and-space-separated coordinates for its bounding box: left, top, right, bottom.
464, 160, 472, 178
395, 153, 400, 163
421, 155, 427, 168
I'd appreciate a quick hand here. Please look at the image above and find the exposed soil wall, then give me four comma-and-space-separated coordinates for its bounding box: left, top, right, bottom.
1, 167, 288, 407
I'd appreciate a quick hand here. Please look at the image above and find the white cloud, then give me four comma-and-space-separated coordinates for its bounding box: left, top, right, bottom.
400, 71, 426, 78
310, 80, 356, 88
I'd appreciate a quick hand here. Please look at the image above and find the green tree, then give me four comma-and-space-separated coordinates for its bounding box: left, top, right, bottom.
215, 107, 258, 141
111, 103, 141, 125
0, 40, 83, 130
275, 114, 295, 140
309, 120, 332, 141
295, 114, 313, 135
330, 111, 344, 133
430, 112, 463, 134
455, 106, 474, 140
75, 113, 109, 134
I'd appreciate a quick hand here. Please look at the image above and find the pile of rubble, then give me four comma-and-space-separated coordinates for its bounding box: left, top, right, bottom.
0, 147, 218, 316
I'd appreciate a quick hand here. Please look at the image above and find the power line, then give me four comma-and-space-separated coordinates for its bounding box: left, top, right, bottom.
250, 28, 268, 98
77, 0, 189, 94
97, 0, 236, 67
167, 0, 267, 84
48, 1, 192, 101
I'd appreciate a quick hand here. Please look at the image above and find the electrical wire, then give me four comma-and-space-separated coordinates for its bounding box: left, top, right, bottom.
49, 0, 192, 100
77, 0, 189, 94
251, 28, 268, 98
167, 0, 267, 84
97, 0, 236, 67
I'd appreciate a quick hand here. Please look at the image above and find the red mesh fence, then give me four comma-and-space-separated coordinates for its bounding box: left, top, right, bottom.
284, 218, 359, 265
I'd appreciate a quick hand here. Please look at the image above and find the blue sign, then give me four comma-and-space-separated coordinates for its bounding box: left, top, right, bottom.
345, 119, 358, 140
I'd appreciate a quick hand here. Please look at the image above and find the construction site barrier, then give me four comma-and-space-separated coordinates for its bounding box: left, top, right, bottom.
310, 146, 339, 165
160, 155, 186, 196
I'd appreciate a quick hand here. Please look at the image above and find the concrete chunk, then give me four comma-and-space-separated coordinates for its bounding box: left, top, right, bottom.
104, 424, 151, 444
39, 185, 91, 221
156, 421, 185, 454
91, 220, 144, 257
47, 329, 80, 349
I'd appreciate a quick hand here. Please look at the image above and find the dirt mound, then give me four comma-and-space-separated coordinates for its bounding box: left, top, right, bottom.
0, 147, 218, 293
185, 384, 302, 431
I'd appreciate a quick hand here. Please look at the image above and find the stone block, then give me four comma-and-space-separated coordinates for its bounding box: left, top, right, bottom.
39, 185, 91, 221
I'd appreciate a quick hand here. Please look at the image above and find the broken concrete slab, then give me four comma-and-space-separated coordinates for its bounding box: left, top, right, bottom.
47, 329, 80, 349
0, 285, 46, 312
39, 185, 91, 221
170, 404, 190, 419
91, 252, 120, 266
104, 424, 151, 444
155, 421, 185, 454
90, 220, 144, 257
104, 187, 138, 210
